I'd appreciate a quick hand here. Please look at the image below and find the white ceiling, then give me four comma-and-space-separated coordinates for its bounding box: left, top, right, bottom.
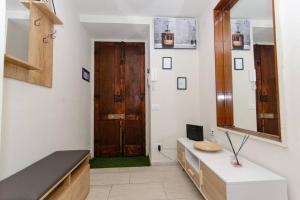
82, 23, 149, 40
7, 0, 208, 17
6, 0, 273, 19
77, 0, 208, 17
231, 0, 273, 20
7, 0, 274, 41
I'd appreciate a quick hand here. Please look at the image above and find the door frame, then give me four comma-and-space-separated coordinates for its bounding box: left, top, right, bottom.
90, 39, 150, 158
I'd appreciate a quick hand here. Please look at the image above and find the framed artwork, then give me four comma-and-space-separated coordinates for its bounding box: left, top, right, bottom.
177, 77, 187, 90
234, 58, 244, 70
162, 57, 172, 70
231, 19, 251, 50
82, 68, 90, 82
154, 17, 197, 49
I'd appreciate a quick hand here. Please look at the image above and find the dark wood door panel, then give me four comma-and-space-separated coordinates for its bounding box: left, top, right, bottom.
94, 42, 145, 157
125, 44, 145, 114
94, 120, 121, 157
254, 45, 280, 136
123, 43, 145, 157
94, 42, 120, 114
124, 120, 145, 156
94, 42, 122, 157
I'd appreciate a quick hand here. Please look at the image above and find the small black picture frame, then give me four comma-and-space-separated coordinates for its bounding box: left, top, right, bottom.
82, 68, 90, 82
162, 57, 172, 70
234, 58, 244, 70
177, 77, 187, 90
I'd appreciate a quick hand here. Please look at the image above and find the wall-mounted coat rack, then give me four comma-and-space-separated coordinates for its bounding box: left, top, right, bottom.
4, 0, 63, 88
43, 30, 57, 43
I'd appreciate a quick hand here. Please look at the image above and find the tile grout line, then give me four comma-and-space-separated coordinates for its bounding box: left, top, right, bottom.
129, 171, 132, 184
106, 185, 113, 200
162, 181, 170, 200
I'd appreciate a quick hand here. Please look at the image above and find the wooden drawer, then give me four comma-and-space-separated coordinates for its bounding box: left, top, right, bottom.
177, 142, 186, 168
201, 162, 226, 200
186, 161, 200, 188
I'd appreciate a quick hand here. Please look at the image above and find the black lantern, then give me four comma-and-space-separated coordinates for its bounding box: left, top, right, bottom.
161, 25, 174, 48
232, 27, 244, 50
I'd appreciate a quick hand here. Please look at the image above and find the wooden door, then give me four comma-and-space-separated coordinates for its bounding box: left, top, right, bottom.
94, 42, 122, 157
254, 45, 280, 136
123, 43, 145, 156
94, 42, 145, 157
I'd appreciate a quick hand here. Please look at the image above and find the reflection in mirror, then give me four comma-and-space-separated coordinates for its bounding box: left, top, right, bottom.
230, 0, 281, 137
6, 0, 30, 62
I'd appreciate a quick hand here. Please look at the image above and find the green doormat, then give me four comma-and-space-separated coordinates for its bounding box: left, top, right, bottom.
90, 156, 150, 168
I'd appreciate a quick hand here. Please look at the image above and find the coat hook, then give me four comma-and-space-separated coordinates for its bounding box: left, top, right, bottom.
34, 17, 42, 26
50, 30, 57, 39
43, 36, 49, 44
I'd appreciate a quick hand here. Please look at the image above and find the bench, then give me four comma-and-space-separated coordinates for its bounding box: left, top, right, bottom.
0, 150, 90, 200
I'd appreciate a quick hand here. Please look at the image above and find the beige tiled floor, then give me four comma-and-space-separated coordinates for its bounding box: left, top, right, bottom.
87, 164, 205, 200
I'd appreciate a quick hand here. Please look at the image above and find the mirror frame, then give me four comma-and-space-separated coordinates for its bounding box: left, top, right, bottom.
213, 0, 282, 142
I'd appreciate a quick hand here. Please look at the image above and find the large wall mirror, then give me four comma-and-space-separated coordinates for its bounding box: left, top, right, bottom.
214, 0, 281, 141
6, 0, 30, 62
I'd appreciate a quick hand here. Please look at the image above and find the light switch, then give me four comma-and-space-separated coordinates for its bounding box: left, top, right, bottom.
151, 68, 158, 82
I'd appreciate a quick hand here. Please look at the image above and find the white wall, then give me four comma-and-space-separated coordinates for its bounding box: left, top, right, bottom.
150, 49, 201, 164
0, 0, 6, 155
198, 0, 300, 199
0, 0, 91, 179
81, 15, 201, 164
232, 45, 257, 131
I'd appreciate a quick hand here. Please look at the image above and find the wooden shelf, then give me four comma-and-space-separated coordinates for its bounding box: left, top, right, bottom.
4, 54, 39, 70
5, 0, 63, 87
21, 0, 63, 25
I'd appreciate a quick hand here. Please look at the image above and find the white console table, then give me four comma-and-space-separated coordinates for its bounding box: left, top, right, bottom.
177, 138, 288, 200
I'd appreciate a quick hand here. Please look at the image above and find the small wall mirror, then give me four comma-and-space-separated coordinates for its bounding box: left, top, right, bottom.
6, 0, 30, 62
214, 0, 281, 141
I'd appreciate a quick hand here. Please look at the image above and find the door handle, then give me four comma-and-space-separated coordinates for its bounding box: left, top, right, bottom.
107, 114, 125, 120
259, 113, 275, 119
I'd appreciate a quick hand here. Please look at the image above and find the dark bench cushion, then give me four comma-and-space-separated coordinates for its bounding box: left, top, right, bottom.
0, 150, 90, 200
